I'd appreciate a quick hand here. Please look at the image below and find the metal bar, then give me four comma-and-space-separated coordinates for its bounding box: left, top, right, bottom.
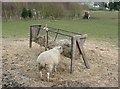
54, 29, 59, 41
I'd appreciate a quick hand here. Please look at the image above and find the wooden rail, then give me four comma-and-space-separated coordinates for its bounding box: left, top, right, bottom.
48, 26, 82, 35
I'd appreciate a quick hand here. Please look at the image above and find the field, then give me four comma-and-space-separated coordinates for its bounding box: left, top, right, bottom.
2, 11, 118, 46
2, 11, 118, 87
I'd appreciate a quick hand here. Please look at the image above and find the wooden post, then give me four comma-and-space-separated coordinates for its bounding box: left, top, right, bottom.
76, 39, 90, 69
29, 26, 32, 48
44, 36, 46, 51
29, 25, 41, 48
72, 34, 89, 69
54, 29, 59, 41
37, 25, 41, 36
70, 36, 76, 73
70, 37, 73, 73
45, 30, 49, 51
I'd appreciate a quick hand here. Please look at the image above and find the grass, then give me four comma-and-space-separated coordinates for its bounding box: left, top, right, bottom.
0, 21, 2, 36
2, 11, 118, 46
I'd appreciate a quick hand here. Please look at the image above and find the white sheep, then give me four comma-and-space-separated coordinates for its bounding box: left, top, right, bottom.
36, 46, 63, 82
56, 39, 71, 46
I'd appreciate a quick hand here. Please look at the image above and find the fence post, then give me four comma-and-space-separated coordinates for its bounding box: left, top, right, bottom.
29, 26, 32, 48
54, 29, 59, 41
37, 25, 41, 35
44, 36, 46, 51
70, 36, 76, 73
29, 25, 41, 48
76, 35, 90, 69
45, 30, 49, 51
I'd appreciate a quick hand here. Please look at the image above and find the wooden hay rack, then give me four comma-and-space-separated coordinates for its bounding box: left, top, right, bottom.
29, 24, 90, 73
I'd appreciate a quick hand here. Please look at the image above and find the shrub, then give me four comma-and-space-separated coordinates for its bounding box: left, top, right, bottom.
21, 8, 28, 19
28, 9, 32, 18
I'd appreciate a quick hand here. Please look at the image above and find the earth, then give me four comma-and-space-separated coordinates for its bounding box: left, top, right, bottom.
1, 37, 118, 88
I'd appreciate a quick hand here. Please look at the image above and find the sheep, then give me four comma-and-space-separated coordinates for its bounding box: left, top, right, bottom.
47, 39, 71, 58
56, 39, 71, 47
34, 35, 52, 47
35, 37, 72, 58
36, 46, 63, 82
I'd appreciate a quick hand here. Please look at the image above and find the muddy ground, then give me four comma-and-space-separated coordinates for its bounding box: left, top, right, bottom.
1, 37, 118, 87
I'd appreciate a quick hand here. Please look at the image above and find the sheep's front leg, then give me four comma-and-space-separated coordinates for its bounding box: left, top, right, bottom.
46, 64, 53, 82
38, 63, 42, 78
40, 71, 42, 78
47, 72, 50, 82
54, 65, 57, 72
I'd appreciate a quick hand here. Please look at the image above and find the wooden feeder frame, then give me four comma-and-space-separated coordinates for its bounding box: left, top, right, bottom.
29, 24, 90, 73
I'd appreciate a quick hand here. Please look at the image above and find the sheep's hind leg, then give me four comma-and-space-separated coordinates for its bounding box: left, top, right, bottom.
40, 71, 42, 78
46, 64, 53, 82
54, 65, 57, 72
47, 72, 50, 82
38, 63, 43, 78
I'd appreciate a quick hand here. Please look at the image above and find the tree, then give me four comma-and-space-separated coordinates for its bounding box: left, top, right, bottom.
2, 2, 86, 20
108, 1, 120, 11
61, 3, 83, 18
114, 2, 120, 10
21, 8, 28, 19
28, 9, 32, 18
40, 3, 65, 19
108, 2, 114, 11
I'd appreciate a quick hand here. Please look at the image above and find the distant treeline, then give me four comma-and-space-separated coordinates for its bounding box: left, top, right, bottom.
2, 2, 88, 20
108, 2, 120, 11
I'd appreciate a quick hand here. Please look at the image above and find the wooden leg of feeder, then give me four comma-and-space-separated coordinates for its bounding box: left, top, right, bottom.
70, 37, 76, 73
46, 31, 48, 47
76, 40, 90, 69
80, 46, 90, 69
37, 25, 41, 36
44, 36, 47, 51
45, 31, 49, 51
54, 29, 59, 41
70, 37, 73, 73
29, 27, 32, 48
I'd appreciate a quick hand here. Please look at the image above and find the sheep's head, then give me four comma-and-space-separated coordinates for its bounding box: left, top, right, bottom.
54, 46, 63, 53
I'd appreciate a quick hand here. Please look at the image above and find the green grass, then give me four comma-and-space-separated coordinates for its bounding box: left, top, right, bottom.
0, 21, 2, 35
2, 11, 118, 46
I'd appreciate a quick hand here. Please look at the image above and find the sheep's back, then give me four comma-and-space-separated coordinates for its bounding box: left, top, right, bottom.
37, 49, 60, 66
49, 49, 61, 64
